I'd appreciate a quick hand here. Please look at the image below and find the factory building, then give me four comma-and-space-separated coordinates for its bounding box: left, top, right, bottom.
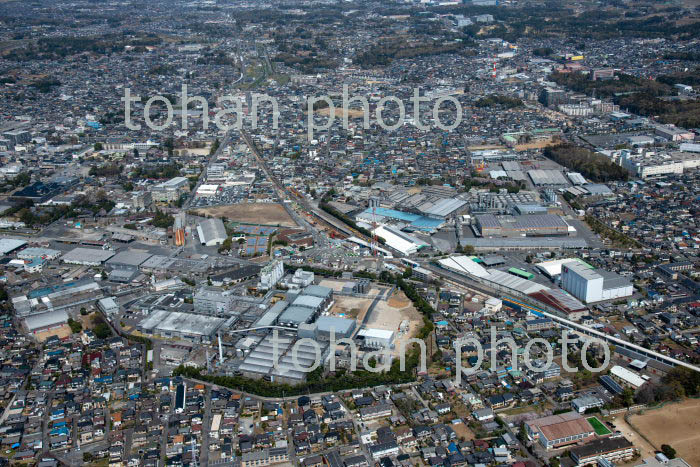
193, 287, 234, 315
61, 247, 115, 266
196, 218, 227, 246
298, 316, 356, 342
237, 333, 330, 385
138, 309, 225, 343
561, 262, 633, 304
259, 260, 284, 290
17, 247, 61, 261
620, 149, 700, 178
356, 328, 395, 349
23, 309, 69, 336
528, 289, 588, 321
0, 238, 27, 256
106, 250, 153, 280
475, 214, 570, 237
278, 306, 316, 328
373, 225, 429, 256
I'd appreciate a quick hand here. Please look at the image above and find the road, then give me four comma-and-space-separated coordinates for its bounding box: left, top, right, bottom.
240, 131, 338, 249
199, 387, 213, 466
184, 131, 235, 210
423, 262, 700, 373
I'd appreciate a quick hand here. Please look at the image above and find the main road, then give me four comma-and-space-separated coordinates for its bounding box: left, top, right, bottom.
240, 130, 361, 247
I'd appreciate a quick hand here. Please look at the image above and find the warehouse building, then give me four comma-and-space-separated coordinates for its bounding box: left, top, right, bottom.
278, 306, 316, 328
61, 247, 115, 266
535, 257, 594, 279
561, 262, 633, 304
0, 238, 27, 256
23, 309, 69, 336
356, 328, 394, 349
298, 316, 356, 341
138, 309, 225, 343
475, 214, 570, 237
197, 218, 227, 247
528, 289, 588, 321
17, 247, 61, 261
106, 250, 153, 271
373, 225, 429, 256
527, 169, 569, 186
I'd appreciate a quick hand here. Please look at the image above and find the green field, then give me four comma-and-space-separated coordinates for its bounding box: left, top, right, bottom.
587, 416, 612, 435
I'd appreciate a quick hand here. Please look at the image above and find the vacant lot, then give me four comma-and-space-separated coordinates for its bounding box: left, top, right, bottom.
629, 398, 700, 466
370, 290, 423, 357
451, 422, 475, 441
330, 295, 372, 322
194, 203, 296, 227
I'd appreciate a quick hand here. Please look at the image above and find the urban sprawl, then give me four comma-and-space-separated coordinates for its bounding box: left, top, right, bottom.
0, 0, 699, 467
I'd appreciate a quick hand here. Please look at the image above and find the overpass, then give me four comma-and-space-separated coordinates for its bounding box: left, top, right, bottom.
424, 263, 700, 374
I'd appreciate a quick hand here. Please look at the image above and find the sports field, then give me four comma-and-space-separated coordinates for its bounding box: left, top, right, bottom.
587, 416, 612, 436
629, 398, 700, 466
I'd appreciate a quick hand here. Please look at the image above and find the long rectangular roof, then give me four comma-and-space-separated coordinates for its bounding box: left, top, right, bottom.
24, 309, 68, 331
62, 247, 115, 264
0, 238, 27, 255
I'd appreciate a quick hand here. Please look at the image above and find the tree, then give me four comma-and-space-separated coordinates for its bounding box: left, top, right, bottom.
661, 444, 676, 459
67, 318, 82, 334
403, 267, 413, 279
93, 142, 103, 151
463, 244, 475, 255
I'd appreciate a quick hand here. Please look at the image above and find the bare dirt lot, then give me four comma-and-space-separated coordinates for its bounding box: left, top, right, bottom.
628, 399, 700, 466
193, 203, 296, 227
329, 295, 372, 321
451, 422, 475, 441
315, 107, 367, 119
34, 324, 71, 342
369, 289, 423, 356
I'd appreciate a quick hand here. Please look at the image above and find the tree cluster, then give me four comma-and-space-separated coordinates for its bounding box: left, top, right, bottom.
543, 144, 629, 182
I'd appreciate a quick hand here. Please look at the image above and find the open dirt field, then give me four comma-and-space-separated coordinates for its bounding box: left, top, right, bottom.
609, 415, 656, 466
193, 203, 296, 227
315, 107, 367, 119
628, 399, 700, 466
34, 324, 72, 342
369, 290, 423, 355
451, 422, 475, 441
330, 295, 372, 321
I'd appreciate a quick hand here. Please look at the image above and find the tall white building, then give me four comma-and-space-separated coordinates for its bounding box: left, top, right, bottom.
561, 262, 632, 304
259, 260, 284, 290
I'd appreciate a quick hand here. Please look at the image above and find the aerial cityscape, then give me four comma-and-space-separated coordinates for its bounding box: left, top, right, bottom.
0, 0, 699, 466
